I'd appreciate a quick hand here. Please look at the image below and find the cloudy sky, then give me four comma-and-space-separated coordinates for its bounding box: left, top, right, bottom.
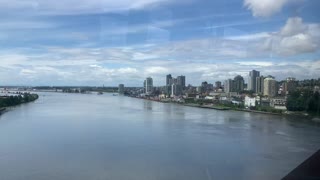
0, 0, 319, 86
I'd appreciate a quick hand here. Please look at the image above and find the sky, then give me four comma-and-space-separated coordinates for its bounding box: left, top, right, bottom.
0, 0, 319, 86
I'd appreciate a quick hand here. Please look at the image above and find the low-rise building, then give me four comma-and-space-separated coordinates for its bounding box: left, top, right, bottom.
270, 98, 287, 110
204, 96, 214, 100
314, 86, 320, 93
245, 96, 256, 107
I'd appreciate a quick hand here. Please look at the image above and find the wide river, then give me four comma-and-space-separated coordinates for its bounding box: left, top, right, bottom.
0, 92, 319, 180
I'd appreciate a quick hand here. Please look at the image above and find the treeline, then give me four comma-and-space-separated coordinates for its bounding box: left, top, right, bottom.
286, 90, 320, 114
0, 93, 39, 108
298, 78, 320, 87
61, 87, 118, 93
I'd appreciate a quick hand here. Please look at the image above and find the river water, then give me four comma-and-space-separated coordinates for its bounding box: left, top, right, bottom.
0, 92, 319, 180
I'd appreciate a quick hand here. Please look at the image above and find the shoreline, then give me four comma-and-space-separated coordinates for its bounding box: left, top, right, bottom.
0, 107, 6, 114
0, 94, 39, 116
127, 96, 317, 119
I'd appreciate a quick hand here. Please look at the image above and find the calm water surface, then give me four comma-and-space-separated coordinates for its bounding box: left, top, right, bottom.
0, 92, 319, 180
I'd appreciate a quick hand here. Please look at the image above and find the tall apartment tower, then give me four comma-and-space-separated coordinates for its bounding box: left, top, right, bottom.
264, 77, 277, 97
118, 84, 124, 94
177, 75, 186, 89
224, 79, 233, 93
248, 70, 260, 92
215, 81, 222, 88
145, 77, 153, 94
233, 75, 244, 92
256, 76, 264, 94
166, 74, 172, 86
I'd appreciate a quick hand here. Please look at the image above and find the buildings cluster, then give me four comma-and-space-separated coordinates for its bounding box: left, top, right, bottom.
120, 70, 320, 111
165, 74, 186, 96
223, 70, 297, 97
221, 70, 300, 110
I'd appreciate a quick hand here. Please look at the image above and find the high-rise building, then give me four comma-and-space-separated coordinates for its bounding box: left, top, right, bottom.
171, 83, 182, 96
166, 75, 186, 95
145, 77, 153, 94
201, 81, 208, 91
233, 75, 244, 92
224, 79, 233, 93
264, 77, 277, 97
165, 74, 172, 95
224, 76, 244, 93
215, 81, 222, 88
118, 84, 124, 94
166, 74, 172, 86
248, 70, 260, 92
177, 75, 186, 89
197, 86, 203, 93
256, 76, 264, 94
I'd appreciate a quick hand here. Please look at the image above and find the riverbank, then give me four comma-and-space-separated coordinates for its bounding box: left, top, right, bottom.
127, 95, 319, 120
0, 107, 6, 114
184, 103, 230, 110
0, 93, 39, 115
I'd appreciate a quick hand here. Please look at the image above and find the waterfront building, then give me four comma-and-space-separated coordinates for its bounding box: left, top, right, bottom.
166, 75, 186, 95
165, 74, 172, 95
200, 81, 213, 92
270, 98, 287, 110
233, 75, 244, 92
201, 81, 208, 89
171, 83, 182, 96
245, 96, 256, 107
144, 77, 153, 94
264, 77, 277, 97
248, 70, 260, 92
256, 76, 264, 95
207, 83, 214, 91
118, 84, 124, 94
165, 85, 171, 96
283, 77, 297, 95
197, 86, 203, 94
166, 74, 172, 86
223, 76, 244, 93
224, 79, 233, 93
177, 75, 186, 89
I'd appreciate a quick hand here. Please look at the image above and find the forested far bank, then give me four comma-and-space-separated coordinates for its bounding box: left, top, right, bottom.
0, 93, 39, 108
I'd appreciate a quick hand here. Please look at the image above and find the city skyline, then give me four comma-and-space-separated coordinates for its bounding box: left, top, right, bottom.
0, 0, 319, 86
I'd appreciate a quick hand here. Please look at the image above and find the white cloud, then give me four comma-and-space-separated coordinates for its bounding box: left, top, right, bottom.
89, 64, 102, 68
237, 61, 273, 67
244, 0, 288, 17
226, 32, 270, 41
279, 33, 316, 55
118, 67, 138, 74
0, 45, 319, 86
261, 17, 320, 56
132, 52, 159, 61
280, 17, 307, 36
0, 15, 319, 86
20, 69, 37, 76
145, 66, 169, 75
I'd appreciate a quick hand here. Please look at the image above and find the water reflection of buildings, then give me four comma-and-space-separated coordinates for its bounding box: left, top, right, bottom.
144, 100, 153, 111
